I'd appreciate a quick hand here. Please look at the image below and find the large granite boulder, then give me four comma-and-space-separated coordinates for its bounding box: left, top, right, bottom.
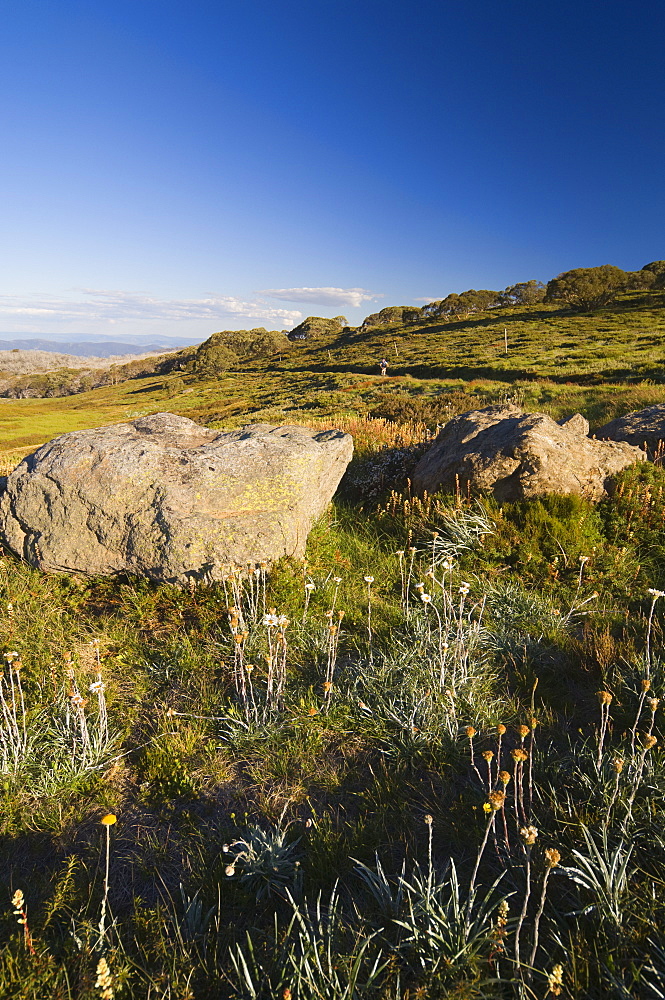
596, 404, 665, 455
0, 413, 353, 584
412, 405, 644, 501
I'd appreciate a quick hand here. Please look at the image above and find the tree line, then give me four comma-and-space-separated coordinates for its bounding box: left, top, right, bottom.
420, 261, 665, 320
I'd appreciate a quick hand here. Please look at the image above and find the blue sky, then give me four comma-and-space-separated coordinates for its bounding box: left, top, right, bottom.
1, 0, 664, 341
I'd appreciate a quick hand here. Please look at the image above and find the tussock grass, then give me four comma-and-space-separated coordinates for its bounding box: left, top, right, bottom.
0, 292, 665, 994
0, 455, 663, 996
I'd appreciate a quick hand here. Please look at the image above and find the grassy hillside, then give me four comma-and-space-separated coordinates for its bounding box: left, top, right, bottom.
275, 290, 665, 382
1, 288, 665, 463
0, 291, 664, 996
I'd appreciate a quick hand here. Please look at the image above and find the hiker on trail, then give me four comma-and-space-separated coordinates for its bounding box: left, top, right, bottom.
380, 358, 389, 376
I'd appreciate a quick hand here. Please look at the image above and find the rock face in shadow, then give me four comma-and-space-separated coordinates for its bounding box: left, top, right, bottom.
0, 413, 353, 585
596, 404, 665, 455
412, 404, 644, 501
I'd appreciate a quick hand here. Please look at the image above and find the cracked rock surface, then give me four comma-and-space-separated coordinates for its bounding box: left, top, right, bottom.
412, 404, 645, 501
0, 413, 353, 584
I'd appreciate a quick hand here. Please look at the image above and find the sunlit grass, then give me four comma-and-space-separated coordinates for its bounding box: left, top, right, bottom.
0, 293, 664, 993
0, 289, 664, 452
0, 453, 663, 994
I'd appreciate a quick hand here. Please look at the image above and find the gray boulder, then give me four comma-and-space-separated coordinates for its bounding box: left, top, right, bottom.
596, 404, 665, 455
0, 413, 353, 584
412, 404, 644, 501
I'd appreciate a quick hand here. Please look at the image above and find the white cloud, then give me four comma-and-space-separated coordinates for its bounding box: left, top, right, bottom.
0, 290, 302, 328
259, 286, 380, 309
414, 296, 441, 303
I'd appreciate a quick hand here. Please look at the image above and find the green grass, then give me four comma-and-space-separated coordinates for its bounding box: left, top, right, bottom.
0, 292, 664, 995
274, 290, 665, 381
0, 466, 664, 996
1, 288, 665, 453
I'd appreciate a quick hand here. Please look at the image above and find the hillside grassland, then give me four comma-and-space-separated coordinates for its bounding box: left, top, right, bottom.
274, 290, 665, 382
0, 290, 665, 997
2, 290, 665, 461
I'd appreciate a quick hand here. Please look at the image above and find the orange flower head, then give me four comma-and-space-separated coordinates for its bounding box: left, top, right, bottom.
545, 847, 561, 868
488, 790, 505, 811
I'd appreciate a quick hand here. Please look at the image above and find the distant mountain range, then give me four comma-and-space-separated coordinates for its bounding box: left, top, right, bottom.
0, 336, 201, 358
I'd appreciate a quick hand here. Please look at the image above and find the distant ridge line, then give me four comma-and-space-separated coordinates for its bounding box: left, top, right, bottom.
0, 338, 194, 358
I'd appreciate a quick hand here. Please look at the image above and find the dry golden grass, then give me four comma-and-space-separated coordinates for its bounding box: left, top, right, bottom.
0, 445, 40, 475
0, 414, 425, 478
286, 412, 433, 452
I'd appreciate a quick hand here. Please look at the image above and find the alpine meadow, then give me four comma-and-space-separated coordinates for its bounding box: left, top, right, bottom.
0, 263, 665, 999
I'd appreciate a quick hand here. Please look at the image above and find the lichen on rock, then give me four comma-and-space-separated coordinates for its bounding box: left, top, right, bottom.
412, 404, 645, 501
0, 413, 353, 585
